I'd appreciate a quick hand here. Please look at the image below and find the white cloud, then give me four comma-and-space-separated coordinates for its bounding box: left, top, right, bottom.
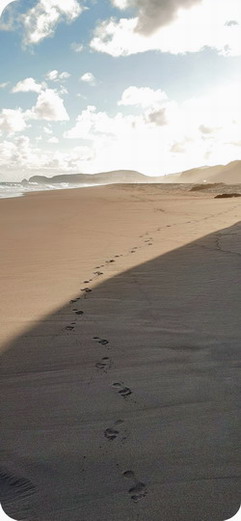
0, 108, 27, 135
0, 0, 17, 31
1, 81, 241, 177
12, 77, 44, 94
1, 87, 69, 137
80, 72, 96, 86
27, 89, 69, 121
71, 42, 84, 52
64, 81, 241, 174
119, 86, 170, 126
119, 86, 167, 107
0, 136, 94, 174
111, 0, 130, 8
111, 0, 202, 35
0, 140, 16, 162
64, 104, 145, 140
91, 0, 241, 56
0, 82, 9, 89
45, 70, 71, 82
0, 0, 17, 18
48, 136, 59, 143
43, 126, 53, 135
43, 145, 94, 170
22, 0, 85, 46
0, 136, 42, 169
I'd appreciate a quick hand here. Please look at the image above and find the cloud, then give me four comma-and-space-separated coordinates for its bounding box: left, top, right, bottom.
64, 81, 241, 174
43, 126, 53, 135
12, 77, 44, 94
0, 136, 41, 168
119, 86, 169, 125
0, 136, 94, 173
2, 82, 241, 177
0, 0, 17, 19
111, 0, 130, 8
147, 108, 167, 126
170, 142, 187, 153
80, 72, 96, 86
0, 82, 9, 89
48, 136, 59, 143
71, 42, 84, 52
225, 20, 239, 26
91, 0, 241, 56
1, 87, 69, 136
64, 104, 144, 140
199, 124, 216, 135
22, 0, 85, 46
119, 86, 167, 107
0, 108, 27, 134
113, 0, 202, 35
27, 89, 69, 121
45, 70, 71, 82
0, 0, 17, 31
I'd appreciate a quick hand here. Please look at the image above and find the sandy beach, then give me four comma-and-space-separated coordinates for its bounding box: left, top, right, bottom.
1, 184, 241, 521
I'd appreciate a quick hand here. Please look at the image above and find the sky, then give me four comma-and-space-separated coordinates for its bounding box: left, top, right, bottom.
0, 0, 241, 181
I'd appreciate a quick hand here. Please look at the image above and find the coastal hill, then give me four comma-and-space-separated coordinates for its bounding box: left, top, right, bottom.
23, 160, 241, 186
163, 160, 241, 184
22, 170, 158, 185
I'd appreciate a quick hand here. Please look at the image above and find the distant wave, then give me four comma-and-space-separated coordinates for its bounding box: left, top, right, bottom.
0, 181, 98, 200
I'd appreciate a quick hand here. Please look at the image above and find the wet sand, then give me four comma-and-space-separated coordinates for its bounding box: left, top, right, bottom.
1, 184, 241, 520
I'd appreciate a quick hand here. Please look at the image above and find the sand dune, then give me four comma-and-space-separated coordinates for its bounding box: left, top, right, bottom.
165, 160, 241, 185
1, 184, 241, 521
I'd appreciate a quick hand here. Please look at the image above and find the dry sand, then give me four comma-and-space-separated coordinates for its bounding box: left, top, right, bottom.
1, 184, 241, 521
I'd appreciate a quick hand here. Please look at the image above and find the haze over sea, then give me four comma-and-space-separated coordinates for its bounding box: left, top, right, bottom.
0, 180, 97, 198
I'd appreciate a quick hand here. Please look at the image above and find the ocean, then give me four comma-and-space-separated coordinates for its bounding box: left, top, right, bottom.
0, 181, 97, 199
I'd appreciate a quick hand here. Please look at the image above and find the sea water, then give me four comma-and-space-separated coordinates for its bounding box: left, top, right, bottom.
0, 181, 97, 199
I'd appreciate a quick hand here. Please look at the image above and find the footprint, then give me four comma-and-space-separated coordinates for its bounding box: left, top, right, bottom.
129, 482, 147, 502
93, 271, 103, 276
123, 470, 147, 502
104, 427, 119, 441
93, 337, 109, 346
81, 288, 92, 294
70, 298, 80, 303
99, 339, 109, 345
123, 470, 135, 479
104, 420, 124, 441
112, 382, 132, 397
95, 357, 111, 371
65, 325, 75, 331
74, 310, 84, 316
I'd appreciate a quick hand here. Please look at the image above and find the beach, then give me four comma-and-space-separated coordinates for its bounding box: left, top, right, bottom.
1, 184, 241, 521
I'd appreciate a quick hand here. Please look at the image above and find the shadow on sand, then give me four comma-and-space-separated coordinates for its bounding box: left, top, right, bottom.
1, 221, 241, 521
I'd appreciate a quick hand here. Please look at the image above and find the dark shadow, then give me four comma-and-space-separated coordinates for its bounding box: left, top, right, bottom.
1, 222, 241, 521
